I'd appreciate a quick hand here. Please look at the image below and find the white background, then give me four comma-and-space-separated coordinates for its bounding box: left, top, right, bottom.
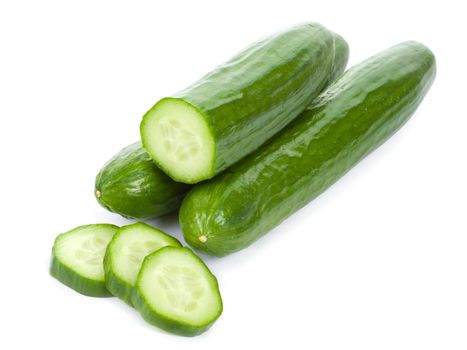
1, 0, 466, 349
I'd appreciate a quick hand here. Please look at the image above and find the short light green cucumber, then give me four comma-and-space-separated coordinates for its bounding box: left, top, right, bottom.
50, 224, 119, 297
133, 246, 222, 336
103, 222, 181, 305
95, 142, 191, 219
141, 23, 348, 184
180, 41, 436, 256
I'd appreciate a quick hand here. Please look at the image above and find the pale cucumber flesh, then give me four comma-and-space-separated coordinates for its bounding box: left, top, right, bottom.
104, 222, 181, 304
134, 246, 222, 336
141, 98, 215, 184
50, 224, 119, 296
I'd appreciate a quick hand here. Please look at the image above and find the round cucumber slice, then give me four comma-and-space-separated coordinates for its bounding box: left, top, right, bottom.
133, 246, 222, 336
103, 222, 181, 305
50, 224, 119, 297
140, 98, 215, 184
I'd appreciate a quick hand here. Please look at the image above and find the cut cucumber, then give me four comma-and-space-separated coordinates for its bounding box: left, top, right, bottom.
103, 222, 181, 305
142, 99, 215, 183
141, 23, 348, 184
50, 224, 119, 297
133, 246, 222, 336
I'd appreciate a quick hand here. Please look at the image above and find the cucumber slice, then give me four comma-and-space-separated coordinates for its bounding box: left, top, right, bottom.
103, 222, 181, 305
141, 99, 215, 184
50, 224, 119, 297
133, 246, 222, 336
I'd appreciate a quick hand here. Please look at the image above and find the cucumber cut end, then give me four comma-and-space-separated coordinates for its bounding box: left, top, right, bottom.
135, 247, 222, 336
141, 98, 215, 184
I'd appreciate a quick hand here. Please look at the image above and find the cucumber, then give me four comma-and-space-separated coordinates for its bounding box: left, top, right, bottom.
95, 142, 191, 219
133, 246, 222, 336
103, 222, 181, 305
180, 41, 436, 257
141, 23, 349, 184
327, 32, 350, 83
50, 224, 119, 296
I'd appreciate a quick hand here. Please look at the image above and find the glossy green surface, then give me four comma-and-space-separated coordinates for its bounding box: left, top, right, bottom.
133, 247, 223, 336
180, 41, 436, 257
141, 23, 349, 183
95, 142, 191, 219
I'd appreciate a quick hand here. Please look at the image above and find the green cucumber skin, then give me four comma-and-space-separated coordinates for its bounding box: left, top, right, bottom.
133, 247, 223, 337
103, 236, 135, 304
102, 261, 133, 304
50, 224, 119, 297
180, 41, 436, 257
142, 23, 349, 181
103, 222, 182, 306
50, 256, 112, 297
328, 33, 349, 83
95, 142, 191, 219
132, 288, 215, 337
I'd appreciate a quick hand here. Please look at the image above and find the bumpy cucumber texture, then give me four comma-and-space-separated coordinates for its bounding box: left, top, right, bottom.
180, 41, 436, 256
133, 247, 223, 336
141, 23, 348, 184
50, 224, 119, 296
95, 142, 191, 219
103, 222, 181, 305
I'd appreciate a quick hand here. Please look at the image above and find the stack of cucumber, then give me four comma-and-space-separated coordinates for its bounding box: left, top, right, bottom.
51, 22, 436, 336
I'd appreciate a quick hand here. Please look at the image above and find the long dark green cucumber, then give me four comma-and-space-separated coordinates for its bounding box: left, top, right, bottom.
95, 142, 191, 219
180, 41, 436, 257
141, 23, 349, 184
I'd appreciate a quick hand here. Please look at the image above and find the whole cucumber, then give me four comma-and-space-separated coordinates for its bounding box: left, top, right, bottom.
95, 143, 191, 219
141, 23, 349, 184
180, 41, 436, 256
